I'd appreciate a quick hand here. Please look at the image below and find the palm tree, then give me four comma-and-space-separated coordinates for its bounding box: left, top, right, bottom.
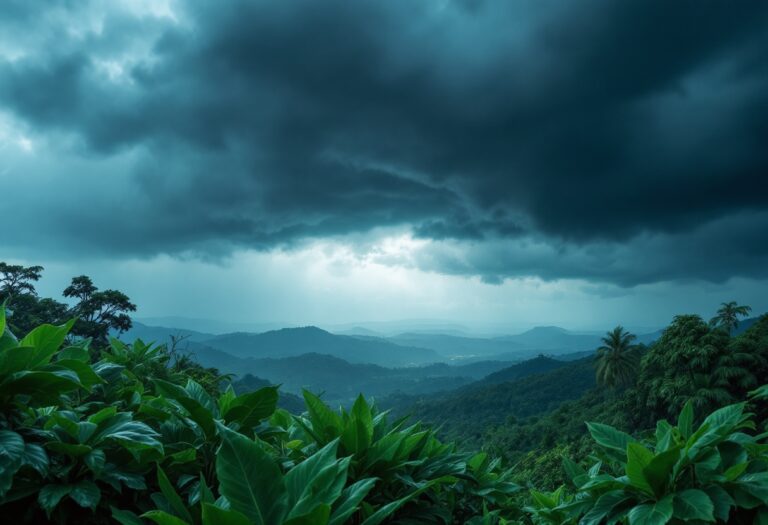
595, 326, 639, 389
710, 301, 752, 334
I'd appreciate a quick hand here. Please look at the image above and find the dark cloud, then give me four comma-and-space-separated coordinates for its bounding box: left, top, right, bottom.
1, 0, 767, 286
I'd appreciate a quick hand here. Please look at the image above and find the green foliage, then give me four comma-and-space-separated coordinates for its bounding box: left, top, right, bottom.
1, 262, 136, 346
294, 390, 522, 523
525, 399, 768, 524
2, 297, 767, 524
0, 310, 519, 523
636, 313, 768, 424
63, 275, 137, 346
396, 356, 598, 449
711, 301, 752, 334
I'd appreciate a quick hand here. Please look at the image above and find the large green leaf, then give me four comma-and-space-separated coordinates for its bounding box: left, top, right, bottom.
700, 403, 745, 432
54, 359, 104, 390
284, 504, 331, 525
143, 510, 191, 525
654, 420, 674, 452
626, 443, 654, 495
223, 386, 279, 429
580, 490, 632, 525
56, 345, 90, 362
627, 495, 673, 525
153, 379, 190, 401
328, 478, 377, 525
285, 441, 349, 520
341, 395, 374, 454
0, 430, 25, 461
733, 473, 768, 504
672, 489, 713, 522
111, 507, 146, 525
686, 403, 746, 461
88, 406, 118, 425
93, 413, 163, 453
749, 384, 768, 399
303, 390, 343, 443
0, 346, 36, 376
157, 466, 194, 524
38, 484, 72, 517
84, 448, 106, 473
0, 370, 82, 403
587, 422, 637, 460
185, 379, 216, 412
176, 397, 216, 439
0, 430, 24, 495
215, 423, 286, 525
21, 443, 49, 475
642, 447, 681, 498
0, 306, 18, 352
562, 457, 588, 488
70, 480, 101, 510
703, 485, 733, 522
677, 400, 694, 440
360, 477, 448, 525
20, 319, 75, 368
153, 379, 215, 437
201, 504, 251, 525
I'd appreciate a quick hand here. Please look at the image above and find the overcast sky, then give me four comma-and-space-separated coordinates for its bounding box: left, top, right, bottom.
2, 0, 767, 332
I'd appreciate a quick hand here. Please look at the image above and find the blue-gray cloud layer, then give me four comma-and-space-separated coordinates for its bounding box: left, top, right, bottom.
1, 0, 767, 286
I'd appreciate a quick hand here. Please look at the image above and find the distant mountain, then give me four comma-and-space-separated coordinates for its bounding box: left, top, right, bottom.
324, 319, 472, 337
135, 316, 284, 335
200, 326, 441, 367
494, 325, 662, 356
182, 343, 473, 404
385, 333, 526, 359
126, 319, 664, 366
119, 321, 215, 344
494, 326, 602, 354
734, 316, 760, 335
333, 326, 383, 337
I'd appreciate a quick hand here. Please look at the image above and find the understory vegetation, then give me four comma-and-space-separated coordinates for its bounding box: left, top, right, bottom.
1, 262, 767, 523
0, 309, 519, 524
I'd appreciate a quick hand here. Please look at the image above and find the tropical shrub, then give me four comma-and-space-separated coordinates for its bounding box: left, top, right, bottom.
0, 309, 520, 524
524, 394, 768, 524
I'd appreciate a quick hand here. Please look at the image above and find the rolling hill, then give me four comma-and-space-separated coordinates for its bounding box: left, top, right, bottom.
119, 321, 215, 344
386, 356, 597, 445
481, 355, 570, 384
199, 326, 442, 367
180, 343, 477, 403
493, 326, 603, 354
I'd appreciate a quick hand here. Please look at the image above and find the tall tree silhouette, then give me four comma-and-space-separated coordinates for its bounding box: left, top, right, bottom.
0, 262, 43, 303
595, 326, 639, 389
711, 301, 751, 334
64, 275, 136, 345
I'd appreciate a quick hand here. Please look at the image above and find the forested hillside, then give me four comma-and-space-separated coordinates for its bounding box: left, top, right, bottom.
388, 357, 596, 445
2, 263, 768, 524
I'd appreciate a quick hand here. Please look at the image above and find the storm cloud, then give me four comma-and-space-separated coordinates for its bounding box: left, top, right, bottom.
1, 0, 767, 286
